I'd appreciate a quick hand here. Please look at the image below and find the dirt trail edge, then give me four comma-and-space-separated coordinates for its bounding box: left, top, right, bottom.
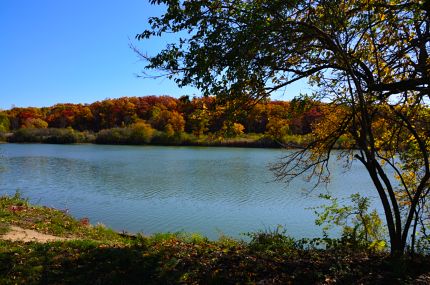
1, 226, 72, 243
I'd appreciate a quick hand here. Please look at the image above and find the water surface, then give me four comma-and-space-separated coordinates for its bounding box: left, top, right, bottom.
0, 144, 380, 239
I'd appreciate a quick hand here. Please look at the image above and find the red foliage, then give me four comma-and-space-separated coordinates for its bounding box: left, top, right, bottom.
5, 95, 328, 136
79, 217, 90, 226
8, 205, 27, 213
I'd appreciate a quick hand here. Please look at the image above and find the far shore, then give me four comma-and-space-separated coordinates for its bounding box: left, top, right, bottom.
2, 128, 352, 149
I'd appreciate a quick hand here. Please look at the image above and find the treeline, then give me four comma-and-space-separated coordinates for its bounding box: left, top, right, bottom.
0, 96, 325, 146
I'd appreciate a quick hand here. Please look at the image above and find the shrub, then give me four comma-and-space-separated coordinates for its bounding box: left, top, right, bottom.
96, 123, 155, 145
8, 128, 42, 143
8, 128, 88, 144
129, 121, 154, 144
95, 128, 131, 144
313, 193, 387, 252
43, 128, 78, 144
0, 132, 6, 142
246, 226, 296, 252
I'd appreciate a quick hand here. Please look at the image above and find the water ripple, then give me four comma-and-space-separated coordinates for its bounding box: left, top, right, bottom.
0, 144, 381, 239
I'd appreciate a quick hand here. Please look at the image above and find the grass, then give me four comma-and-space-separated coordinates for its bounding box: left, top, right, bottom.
1, 193, 429, 284
0, 192, 130, 244
0, 224, 9, 235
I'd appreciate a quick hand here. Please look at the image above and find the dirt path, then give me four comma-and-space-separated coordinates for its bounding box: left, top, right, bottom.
1, 226, 71, 243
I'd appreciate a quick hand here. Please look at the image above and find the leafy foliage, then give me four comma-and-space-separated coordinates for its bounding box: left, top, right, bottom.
0, 112, 10, 133
314, 193, 387, 252
138, 0, 430, 255
8, 128, 93, 144
5, 96, 320, 135
5, 96, 329, 147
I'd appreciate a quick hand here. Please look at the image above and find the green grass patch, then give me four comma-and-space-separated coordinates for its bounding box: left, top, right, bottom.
0, 223, 9, 235
0, 192, 131, 244
1, 193, 429, 284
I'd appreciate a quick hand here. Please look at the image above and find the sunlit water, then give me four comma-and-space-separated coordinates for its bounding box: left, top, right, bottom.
0, 144, 382, 239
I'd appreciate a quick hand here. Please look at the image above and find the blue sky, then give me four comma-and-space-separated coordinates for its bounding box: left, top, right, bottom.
0, 1, 308, 110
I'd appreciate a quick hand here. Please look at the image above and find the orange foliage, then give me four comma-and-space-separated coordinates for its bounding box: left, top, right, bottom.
5, 96, 327, 137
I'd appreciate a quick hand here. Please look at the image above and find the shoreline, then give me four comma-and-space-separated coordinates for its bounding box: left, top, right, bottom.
1, 194, 429, 284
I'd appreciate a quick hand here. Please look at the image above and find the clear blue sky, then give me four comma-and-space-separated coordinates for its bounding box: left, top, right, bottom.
0, 0, 308, 110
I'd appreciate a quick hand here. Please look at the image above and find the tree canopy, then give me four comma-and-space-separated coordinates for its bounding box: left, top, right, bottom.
138, 0, 430, 255
2, 96, 322, 139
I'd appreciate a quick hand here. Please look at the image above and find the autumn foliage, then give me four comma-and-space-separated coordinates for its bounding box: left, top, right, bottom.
0, 96, 325, 145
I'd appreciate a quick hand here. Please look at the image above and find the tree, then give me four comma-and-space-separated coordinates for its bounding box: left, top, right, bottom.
0, 112, 10, 133
138, 0, 430, 255
266, 118, 289, 141
22, 117, 48, 129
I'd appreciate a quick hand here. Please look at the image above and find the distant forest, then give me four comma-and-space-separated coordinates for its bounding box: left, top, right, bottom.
0, 96, 330, 147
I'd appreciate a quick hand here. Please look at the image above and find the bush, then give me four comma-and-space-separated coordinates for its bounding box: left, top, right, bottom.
0, 132, 6, 142
151, 130, 176, 144
8, 128, 43, 143
313, 193, 387, 252
43, 129, 78, 144
7, 128, 90, 144
246, 226, 296, 252
95, 123, 155, 145
95, 128, 132, 144
129, 121, 154, 144
278, 134, 313, 147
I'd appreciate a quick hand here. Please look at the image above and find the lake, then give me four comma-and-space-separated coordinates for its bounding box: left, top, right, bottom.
0, 143, 381, 239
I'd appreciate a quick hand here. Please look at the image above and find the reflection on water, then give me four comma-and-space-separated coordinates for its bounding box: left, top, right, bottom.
0, 144, 380, 239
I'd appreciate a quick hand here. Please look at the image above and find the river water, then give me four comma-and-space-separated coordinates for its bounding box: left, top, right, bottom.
0, 143, 381, 239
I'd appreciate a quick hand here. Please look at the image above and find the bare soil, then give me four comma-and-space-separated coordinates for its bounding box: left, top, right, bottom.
1, 225, 71, 243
